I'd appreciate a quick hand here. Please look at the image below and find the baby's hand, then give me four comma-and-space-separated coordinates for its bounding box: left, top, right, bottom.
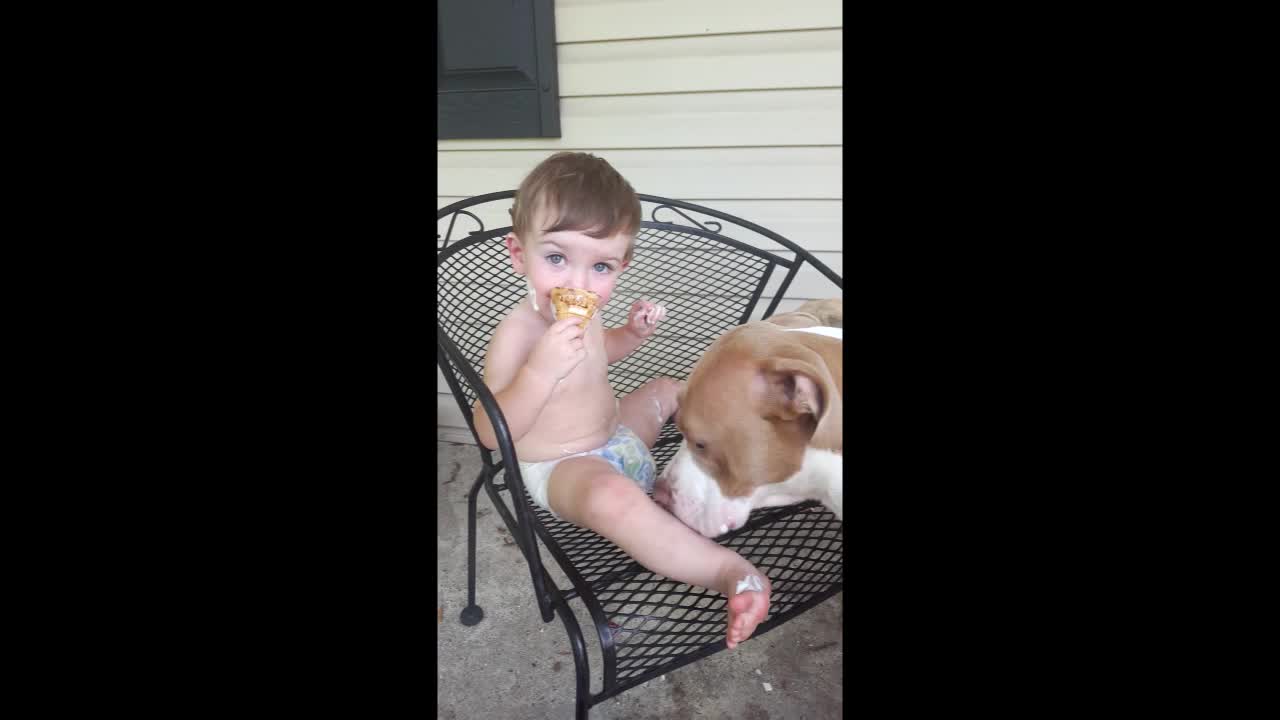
526, 317, 587, 382
625, 299, 667, 339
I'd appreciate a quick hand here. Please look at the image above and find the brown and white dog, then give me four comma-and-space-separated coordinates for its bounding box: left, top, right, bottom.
654, 300, 843, 537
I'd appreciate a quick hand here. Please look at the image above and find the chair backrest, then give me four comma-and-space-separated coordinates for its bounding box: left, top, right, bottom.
437, 227, 526, 422
437, 192, 842, 448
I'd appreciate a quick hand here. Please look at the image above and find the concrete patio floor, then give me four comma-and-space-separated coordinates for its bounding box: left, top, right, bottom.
436, 440, 843, 719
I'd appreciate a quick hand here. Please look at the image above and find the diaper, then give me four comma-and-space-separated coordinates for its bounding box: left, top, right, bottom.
518, 424, 657, 518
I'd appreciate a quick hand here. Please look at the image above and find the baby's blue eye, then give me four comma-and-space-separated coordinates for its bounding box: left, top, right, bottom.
593, 262, 613, 273
547, 254, 564, 265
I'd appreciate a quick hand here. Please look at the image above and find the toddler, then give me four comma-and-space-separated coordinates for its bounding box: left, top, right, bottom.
472, 152, 771, 649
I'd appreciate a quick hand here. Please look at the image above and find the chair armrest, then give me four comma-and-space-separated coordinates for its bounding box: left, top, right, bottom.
437, 324, 555, 619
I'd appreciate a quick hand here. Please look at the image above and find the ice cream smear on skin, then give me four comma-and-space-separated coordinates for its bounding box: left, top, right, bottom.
736, 575, 763, 594
640, 301, 667, 327
527, 277, 540, 312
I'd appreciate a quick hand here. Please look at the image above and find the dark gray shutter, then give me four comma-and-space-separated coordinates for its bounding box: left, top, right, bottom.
437, 0, 561, 139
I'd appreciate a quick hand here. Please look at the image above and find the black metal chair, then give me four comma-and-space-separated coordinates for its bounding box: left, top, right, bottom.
437, 191, 844, 719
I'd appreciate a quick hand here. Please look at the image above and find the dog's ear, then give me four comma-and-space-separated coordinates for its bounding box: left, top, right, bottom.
757, 353, 841, 450
759, 358, 824, 419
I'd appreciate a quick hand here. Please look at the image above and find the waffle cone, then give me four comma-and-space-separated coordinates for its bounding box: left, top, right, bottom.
550, 287, 600, 328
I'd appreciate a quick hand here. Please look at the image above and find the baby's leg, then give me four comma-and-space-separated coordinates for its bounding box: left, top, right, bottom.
546, 456, 771, 649
617, 378, 683, 448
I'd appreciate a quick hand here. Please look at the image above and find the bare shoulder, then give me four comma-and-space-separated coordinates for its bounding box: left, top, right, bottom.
492, 301, 546, 347
484, 302, 547, 390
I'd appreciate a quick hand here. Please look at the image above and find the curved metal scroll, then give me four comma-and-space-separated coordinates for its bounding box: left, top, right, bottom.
439, 210, 485, 249
650, 204, 722, 234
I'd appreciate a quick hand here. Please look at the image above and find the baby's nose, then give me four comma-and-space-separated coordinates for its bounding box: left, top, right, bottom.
567, 268, 590, 290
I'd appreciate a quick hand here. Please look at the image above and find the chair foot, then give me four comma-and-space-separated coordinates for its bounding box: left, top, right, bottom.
460, 605, 485, 626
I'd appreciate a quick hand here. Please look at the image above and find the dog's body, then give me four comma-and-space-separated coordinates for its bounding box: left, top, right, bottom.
654, 300, 843, 537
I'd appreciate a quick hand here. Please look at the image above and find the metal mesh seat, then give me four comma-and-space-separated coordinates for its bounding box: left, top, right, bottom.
438, 191, 843, 718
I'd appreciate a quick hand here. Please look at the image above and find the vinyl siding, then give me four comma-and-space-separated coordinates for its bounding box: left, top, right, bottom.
553, 0, 841, 42
437, 0, 842, 440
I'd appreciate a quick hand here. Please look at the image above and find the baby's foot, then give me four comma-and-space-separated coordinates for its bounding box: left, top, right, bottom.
725, 572, 772, 649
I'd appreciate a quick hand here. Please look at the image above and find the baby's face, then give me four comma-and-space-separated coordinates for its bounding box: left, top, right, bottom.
509, 227, 632, 321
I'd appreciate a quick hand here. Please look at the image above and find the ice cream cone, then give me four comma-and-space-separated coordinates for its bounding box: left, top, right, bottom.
550, 287, 600, 328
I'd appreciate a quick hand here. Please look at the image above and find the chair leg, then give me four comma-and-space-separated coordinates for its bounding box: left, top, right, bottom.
459, 469, 487, 626
551, 596, 592, 720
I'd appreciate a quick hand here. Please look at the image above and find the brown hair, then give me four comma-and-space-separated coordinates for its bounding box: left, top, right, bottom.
510, 152, 642, 260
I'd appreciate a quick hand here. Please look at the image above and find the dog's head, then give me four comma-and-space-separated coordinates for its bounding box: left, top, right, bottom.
654, 324, 841, 536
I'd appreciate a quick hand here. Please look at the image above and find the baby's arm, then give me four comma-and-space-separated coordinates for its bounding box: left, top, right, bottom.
604, 299, 666, 364
473, 315, 585, 450
604, 326, 645, 364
